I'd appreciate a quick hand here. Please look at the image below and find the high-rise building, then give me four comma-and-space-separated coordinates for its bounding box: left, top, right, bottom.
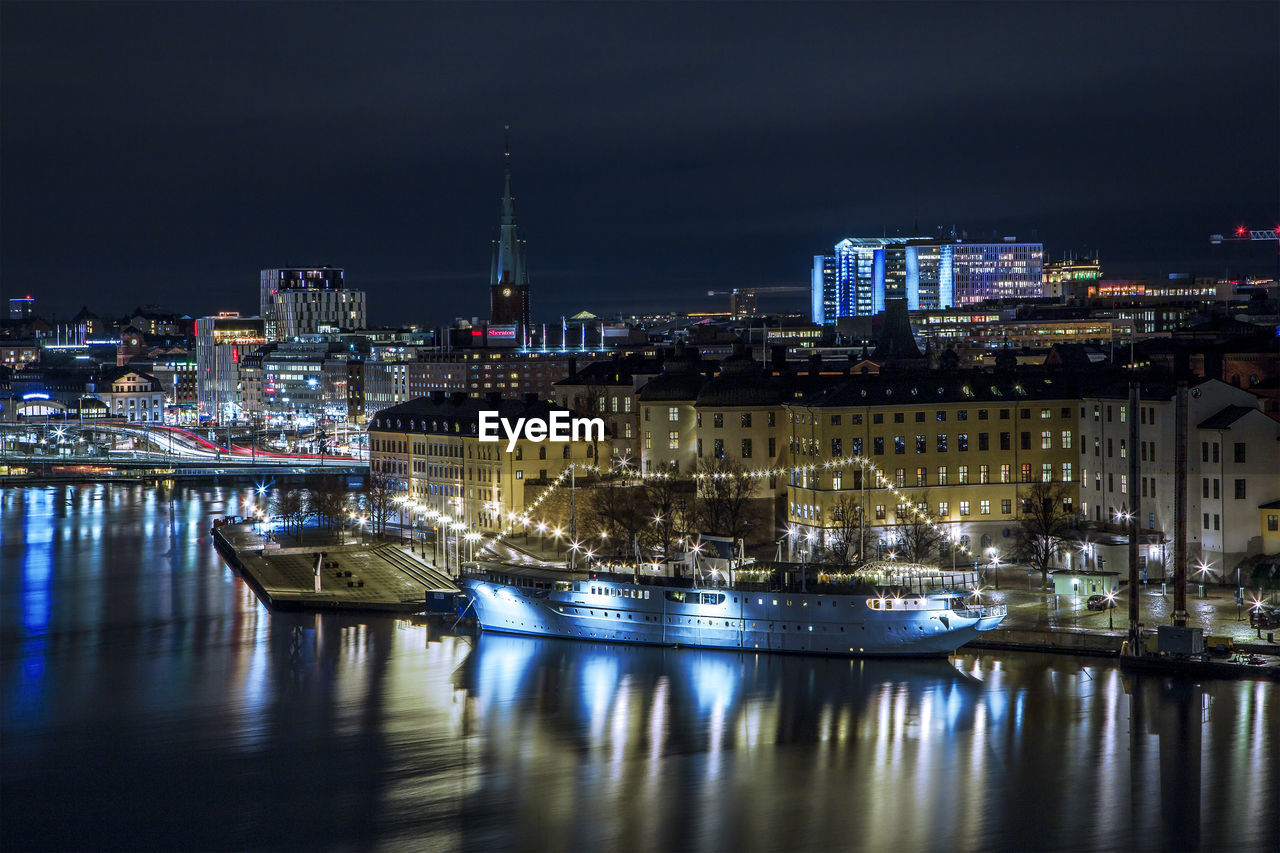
812, 236, 1044, 322
942, 239, 1043, 305
259, 266, 366, 341
8, 295, 35, 319
1043, 256, 1101, 299
811, 237, 925, 322
489, 131, 531, 331
195, 312, 267, 422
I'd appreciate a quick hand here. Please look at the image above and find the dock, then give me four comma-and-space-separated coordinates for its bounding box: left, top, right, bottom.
213, 522, 459, 614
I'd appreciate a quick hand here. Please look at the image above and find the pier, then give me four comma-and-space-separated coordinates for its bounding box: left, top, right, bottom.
213, 521, 459, 614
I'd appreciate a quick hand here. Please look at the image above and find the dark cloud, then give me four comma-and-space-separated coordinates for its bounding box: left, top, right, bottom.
2, 1, 1277, 324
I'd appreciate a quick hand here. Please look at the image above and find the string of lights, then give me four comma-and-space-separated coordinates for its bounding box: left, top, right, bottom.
404, 452, 995, 566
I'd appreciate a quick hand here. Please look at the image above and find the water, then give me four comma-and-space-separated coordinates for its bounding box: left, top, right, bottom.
2, 483, 1277, 851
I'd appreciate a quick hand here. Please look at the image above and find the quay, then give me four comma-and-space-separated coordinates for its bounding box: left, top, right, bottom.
213, 521, 459, 614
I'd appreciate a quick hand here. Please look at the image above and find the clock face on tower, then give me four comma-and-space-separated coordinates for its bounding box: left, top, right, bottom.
503, 288, 512, 297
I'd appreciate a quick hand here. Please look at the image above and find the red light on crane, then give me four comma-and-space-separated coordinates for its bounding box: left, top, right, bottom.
1235, 225, 1247, 236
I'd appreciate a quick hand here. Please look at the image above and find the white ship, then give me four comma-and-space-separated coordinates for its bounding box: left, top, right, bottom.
460, 558, 1005, 657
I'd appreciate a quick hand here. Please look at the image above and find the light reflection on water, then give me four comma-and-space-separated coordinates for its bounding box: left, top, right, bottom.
1, 484, 1277, 851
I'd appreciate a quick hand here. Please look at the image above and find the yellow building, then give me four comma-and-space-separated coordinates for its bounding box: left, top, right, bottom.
1261, 500, 1280, 556
637, 345, 707, 475
782, 374, 1082, 556
368, 393, 601, 534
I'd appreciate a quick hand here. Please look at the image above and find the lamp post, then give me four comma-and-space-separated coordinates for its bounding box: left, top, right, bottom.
1194, 559, 1212, 599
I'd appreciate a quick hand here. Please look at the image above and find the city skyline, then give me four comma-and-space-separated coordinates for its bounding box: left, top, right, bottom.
3, 2, 1277, 325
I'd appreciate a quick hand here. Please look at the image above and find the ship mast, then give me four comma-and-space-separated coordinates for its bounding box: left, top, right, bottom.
568, 464, 577, 570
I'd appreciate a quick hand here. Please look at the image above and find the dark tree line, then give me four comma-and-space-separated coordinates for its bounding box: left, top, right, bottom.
268, 473, 398, 542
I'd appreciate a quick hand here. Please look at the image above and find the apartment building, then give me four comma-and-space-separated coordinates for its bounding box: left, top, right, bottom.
368, 393, 600, 535
783, 374, 1082, 556
1079, 378, 1280, 580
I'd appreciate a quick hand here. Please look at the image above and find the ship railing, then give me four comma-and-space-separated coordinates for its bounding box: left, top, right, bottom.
952, 604, 1006, 619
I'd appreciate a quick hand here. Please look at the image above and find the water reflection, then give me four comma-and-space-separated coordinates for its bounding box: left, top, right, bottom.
1, 485, 1277, 851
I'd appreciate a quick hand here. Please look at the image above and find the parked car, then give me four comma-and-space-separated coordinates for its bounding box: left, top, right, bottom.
1086, 593, 1115, 611
1249, 605, 1280, 630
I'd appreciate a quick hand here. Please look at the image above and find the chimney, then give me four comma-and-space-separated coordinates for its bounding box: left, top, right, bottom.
771, 344, 787, 371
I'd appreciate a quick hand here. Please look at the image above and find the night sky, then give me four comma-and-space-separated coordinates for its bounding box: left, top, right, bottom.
2, 2, 1277, 326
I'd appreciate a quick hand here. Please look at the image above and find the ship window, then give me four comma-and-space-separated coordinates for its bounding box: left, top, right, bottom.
665, 591, 685, 602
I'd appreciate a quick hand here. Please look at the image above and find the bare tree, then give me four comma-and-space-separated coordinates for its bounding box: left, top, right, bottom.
588, 473, 649, 558
309, 475, 351, 531
644, 474, 684, 564
1014, 480, 1076, 592
823, 494, 863, 566
893, 492, 941, 563
362, 472, 398, 536
697, 457, 754, 543
274, 488, 309, 543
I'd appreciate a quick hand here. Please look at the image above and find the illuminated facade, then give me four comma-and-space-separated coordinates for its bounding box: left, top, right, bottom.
88, 368, 166, 423
368, 395, 598, 535
782, 375, 1080, 556
259, 267, 365, 341
194, 313, 266, 422
8, 295, 35, 319
407, 350, 614, 400
1043, 257, 1101, 299
943, 241, 1043, 305
812, 237, 1042, 321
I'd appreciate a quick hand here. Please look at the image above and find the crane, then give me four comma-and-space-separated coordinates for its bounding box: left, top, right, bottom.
1210, 225, 1279, 246
1210, 225, 1280, 282
706, 285, 809, 318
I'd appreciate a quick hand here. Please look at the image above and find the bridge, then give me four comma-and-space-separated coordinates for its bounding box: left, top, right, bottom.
0, 420, 368, 480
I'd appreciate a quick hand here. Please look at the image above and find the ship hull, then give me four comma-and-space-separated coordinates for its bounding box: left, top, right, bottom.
462, 574, 1003, 658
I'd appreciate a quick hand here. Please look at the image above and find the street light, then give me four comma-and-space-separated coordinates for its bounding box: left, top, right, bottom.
1104, 590, 1118, 629
1194, 559, 1213, 598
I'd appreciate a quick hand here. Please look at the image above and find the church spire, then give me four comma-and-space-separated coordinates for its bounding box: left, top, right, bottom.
491, 125, 527, 287
489, 126, 532, 330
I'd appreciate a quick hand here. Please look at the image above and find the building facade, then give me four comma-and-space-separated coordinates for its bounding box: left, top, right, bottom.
259, 267, 365, 341
783, 374, 1081, 559
1079, 379, 1280, 579
368, 394, 599, 535
89, 368, 166, 423
195, 313, 267, 422
813, 237, 1043, 322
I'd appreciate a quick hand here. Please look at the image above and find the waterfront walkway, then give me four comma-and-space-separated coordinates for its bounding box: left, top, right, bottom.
215, 523, 458, 613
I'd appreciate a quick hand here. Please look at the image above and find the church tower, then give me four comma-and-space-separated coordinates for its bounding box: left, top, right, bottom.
489, 127, 532, 331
